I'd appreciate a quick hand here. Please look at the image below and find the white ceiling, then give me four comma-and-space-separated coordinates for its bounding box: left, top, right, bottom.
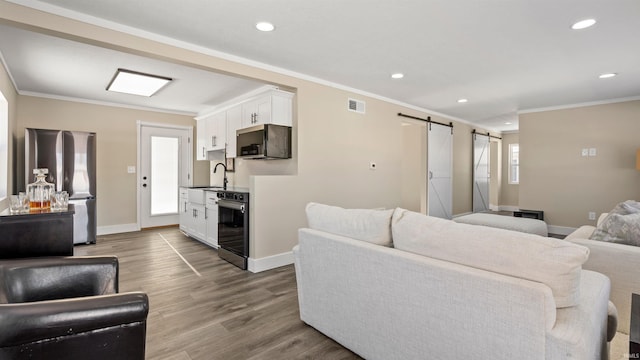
2, 0, 640, 131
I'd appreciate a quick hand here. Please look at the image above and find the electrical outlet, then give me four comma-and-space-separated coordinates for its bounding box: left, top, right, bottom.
369, 162, 377, 170
581, 148, 589, 157
589, 148, 597, 157
588, 212, 596, 221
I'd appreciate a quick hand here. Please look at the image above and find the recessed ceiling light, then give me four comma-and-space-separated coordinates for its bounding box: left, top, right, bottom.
505, 122, 512, 125
256, 22, 275, 32
571, 19, 596, 30
391, 73, 404, 79
599, 73, 617, 79
106, 69, 172, 97
457, 98, 468, 103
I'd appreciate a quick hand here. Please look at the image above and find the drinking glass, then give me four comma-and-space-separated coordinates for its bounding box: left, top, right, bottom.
18, 192, 29, 212
51, 191, 69, 211
59, 191, 69, 211
9, 195, 22, 213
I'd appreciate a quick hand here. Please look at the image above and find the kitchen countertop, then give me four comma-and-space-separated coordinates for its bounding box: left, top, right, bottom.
181, 185, 249, 193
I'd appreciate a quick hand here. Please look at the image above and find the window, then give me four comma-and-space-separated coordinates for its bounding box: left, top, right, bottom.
150, 136, 179, 215
508, 143, 519, 184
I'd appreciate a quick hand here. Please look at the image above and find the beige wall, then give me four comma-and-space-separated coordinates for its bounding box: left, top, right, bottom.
1, 3, 493, 262
500, 132, 519, 207
401, 122, 424, 213
0, 58, 18, 210
15, 96, 209, 227
519, 100, 640, 228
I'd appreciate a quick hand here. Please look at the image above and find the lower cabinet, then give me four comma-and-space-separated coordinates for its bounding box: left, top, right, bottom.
205, 206, 218, 248
179, 190, 219, 249
204, 191, 219, 248
181, 203, 206, 241
179, 188, 189, 232
189, 203, 207, 241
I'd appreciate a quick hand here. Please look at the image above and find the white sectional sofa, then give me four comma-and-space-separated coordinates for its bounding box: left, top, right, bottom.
294, 203, 615, 360
565, 213, 640, 335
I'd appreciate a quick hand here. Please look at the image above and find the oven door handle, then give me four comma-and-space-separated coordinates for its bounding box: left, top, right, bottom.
218, 200, 245, 213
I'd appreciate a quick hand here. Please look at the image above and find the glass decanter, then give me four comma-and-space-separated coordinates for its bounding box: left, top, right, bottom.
27, 168, 55, 211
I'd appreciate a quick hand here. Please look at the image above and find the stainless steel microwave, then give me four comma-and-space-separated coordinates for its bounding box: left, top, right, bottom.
236, 124, 292, 160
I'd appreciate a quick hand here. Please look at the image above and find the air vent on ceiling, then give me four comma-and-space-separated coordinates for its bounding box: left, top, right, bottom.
348, 98, 366, 114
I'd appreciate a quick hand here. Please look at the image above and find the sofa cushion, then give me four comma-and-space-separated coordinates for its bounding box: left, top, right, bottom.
391, 208, 590, 308
305, 203, 394, 247
590, 200, 640, 246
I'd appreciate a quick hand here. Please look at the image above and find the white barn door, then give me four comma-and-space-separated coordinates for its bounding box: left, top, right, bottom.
473, 133, 490, 213
427, 123, 453, 219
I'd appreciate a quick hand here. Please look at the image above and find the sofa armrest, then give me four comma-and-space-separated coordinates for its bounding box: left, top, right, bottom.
0, 292, 148, 347
598, 213, 609, 226
565, 236, 640, 334
564, 225, 596, 241
0, 256, 119, 303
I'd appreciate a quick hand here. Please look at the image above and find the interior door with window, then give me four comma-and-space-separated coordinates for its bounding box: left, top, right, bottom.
139, 124, 191, 229
427, 123, 453, 219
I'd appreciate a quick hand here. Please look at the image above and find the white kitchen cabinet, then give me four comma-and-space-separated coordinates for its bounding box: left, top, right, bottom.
205, 112, 226, 152
225, 105, 242, 158
188, 203, 207, 241
196, 119, 208, 161
180, 188, 207, 241
204, 192, 219, 248
179, 188, 189, 232
195, 88, 293, 159
240, 90, 293, 129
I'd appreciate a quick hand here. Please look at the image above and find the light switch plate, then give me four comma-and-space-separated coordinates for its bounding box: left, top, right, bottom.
589, 148, 597, 156
127, 166, 136, 174
581, 148, 589, 157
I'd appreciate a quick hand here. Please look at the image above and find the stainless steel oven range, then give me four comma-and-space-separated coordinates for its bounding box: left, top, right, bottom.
216, 190, 249, 270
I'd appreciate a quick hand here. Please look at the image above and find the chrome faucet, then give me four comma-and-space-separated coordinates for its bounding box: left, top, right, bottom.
213, 162, 228, 190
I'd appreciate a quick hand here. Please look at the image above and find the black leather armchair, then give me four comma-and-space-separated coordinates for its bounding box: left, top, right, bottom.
0, 256, 149, 360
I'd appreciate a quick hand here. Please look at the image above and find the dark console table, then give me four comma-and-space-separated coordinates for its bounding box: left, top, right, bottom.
0, 205, 75, 258
631, 293, 640, 358
513, 209, 544, 221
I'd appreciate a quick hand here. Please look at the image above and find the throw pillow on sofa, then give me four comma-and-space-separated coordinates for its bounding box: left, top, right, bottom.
305, 202, 394, 247
391, 208, 590, 308
590, 200, 640, 246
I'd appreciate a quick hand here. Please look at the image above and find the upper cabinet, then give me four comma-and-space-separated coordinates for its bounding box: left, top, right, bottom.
241, 91, 293, 128
195, 87, 294, 159
196, 112, 225, 160
196, 119, 207, 161
225, 105, 242, 159
205, 112, 226, 152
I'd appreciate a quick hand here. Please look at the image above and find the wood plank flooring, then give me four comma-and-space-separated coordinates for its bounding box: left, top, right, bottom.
74, 228, 360, 360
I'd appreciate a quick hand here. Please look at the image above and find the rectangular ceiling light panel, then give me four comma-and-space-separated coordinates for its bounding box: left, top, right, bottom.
106, 69, 172, 97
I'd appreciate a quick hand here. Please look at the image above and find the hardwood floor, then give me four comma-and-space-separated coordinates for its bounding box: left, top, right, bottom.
74, 228, 360, 360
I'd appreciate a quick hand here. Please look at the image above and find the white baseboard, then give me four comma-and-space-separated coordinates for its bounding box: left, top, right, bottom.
248, 251, 294, 273
548, 225, 576, 236
97, 223, 139, 236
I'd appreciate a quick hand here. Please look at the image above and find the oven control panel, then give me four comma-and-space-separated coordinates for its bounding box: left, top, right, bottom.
216, 191, 248, 202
